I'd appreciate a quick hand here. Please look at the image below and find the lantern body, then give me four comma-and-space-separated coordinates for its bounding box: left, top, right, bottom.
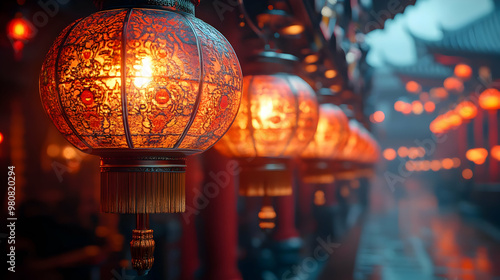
40, 7, 243, 213
456, 101, 477, 120
216, 74, 319, 196
300, 104, 349, 183
479, 89, 500, 111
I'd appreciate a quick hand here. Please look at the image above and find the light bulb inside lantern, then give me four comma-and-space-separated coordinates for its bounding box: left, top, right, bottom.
133, 56, 153, 88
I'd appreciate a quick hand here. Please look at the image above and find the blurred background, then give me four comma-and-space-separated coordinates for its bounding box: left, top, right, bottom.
1, 0, 500, 279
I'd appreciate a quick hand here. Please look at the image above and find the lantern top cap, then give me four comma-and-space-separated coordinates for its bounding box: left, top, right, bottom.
96, 0, 199, 14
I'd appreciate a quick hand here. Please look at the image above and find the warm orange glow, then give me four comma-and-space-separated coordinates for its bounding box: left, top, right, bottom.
443, 77, 464, 92
412, 101, 424, 115
219, 74, 318, 158
452, 157, 461, 168
40, 9, 243, 152
424, 101, 435, 113
462, 168, 473, 179
406, 81, 421, 93
422, 160, 430, 171
408, 147, 420, 159
305, 64, 318, 73
405, 161, 415, 171
304, 54, 319, 64
454, 64, 472, 80
431, 87, 448, 99
402, 102, 412, 115
491, 145, 500, 161
398, 147, 408, 158
7, 17, 33, 41
430, 160, 441, 171
314, 190, 326, 206
447, 111, 463, 127
466, 148, 488, 165
383, 148, 396, 161
394, 100, 405, 112
46, 144, 60, 157
339, 120, 379, 163
324, 69, 337, 79
282, 24, 304, 35
455, 101, 477, 120
0, 132, 3, 144
442, 158, 454, 169
340, 186, 350, 198
301, 104, 349, 159
478, 88, 500, 111
372, 111, 385, 123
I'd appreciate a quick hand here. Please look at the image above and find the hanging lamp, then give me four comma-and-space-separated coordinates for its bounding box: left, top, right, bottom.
300, 101, 350, 184
216, 50, 319, 230
39, 0, 242, 274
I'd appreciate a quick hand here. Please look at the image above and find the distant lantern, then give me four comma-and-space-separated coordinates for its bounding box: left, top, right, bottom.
462, 168, 473, 179
406, 81, 421, 93
466, 148, 488, 165
491, 145, 500, 161
455, 101, 477, 120
216, 72, 319, 227
430, 87, 449, 100
372, 111, 385, 123
443, 77, 464, 92
454, 64, 472, 80
383, 148, 396, 161
478, 88, 500, 111
424, 101, 435, 113
412, 101, 424, 115
301, 104, 349, 184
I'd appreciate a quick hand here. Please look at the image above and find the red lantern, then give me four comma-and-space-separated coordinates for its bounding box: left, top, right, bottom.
300, 104, 349, 183
479, 88, 500, 111
39, 1, 242, 273
455, 101, 477, 120
216, 71, 319, 228
454, 64, 472, 80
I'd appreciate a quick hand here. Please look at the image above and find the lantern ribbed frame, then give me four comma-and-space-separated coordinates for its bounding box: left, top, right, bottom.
216, 73, 319, 196
39, 6, 242, 213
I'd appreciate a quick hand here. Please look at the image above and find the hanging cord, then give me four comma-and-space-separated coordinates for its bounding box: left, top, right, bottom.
238, 0, 271, 50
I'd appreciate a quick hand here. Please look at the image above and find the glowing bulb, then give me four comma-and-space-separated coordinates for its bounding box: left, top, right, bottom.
133, 56, 153, 88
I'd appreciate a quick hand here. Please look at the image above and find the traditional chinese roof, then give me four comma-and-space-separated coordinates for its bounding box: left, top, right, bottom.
411, 8, 500, 58
388, 55, 453, 80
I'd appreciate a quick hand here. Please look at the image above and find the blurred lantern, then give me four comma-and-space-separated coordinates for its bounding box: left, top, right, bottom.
430, 87, 449, 100
300, 104, 349, 184
462, 168, 473, 179
454, 64, 472, 81
442, 158, 453, 169
491, 145, 500, 161
6, 15, 35, 59
216, 52, 319, 228
412, 101, 424, 115
406, 81, 421, 93
383, 148, 396, 161
478, 88, 500, 111
39, 0, 242, 274
397, 146, 408, 158
455, 101, 477, 120
424, 101, 435, 113
0, 132, 3, 144
394, 100, 405, 112
443, 77, 464, 92
446, 111, 463, 128
313, 189, 326, 206
466, 148, 488, 165
370, 110, 385, 123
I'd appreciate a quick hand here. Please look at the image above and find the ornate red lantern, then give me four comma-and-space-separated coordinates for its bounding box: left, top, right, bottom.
39, 0, 242, 273
300, 104, 349, 184
216, 53, 319, 228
